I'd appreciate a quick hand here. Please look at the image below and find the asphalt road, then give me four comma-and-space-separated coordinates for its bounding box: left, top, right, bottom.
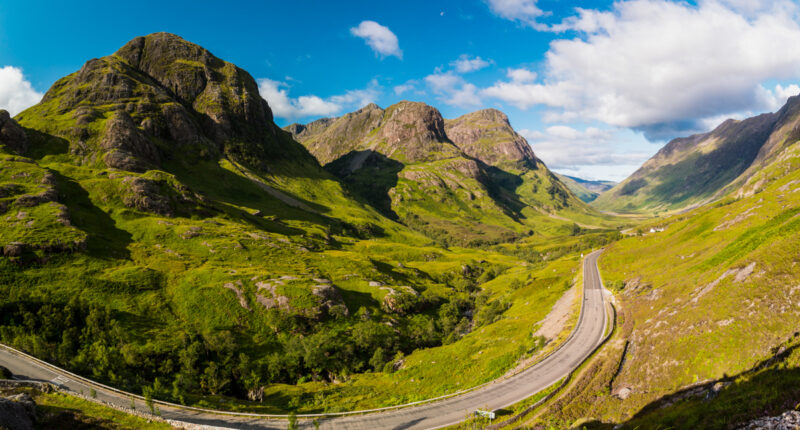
0, 250, 609, 430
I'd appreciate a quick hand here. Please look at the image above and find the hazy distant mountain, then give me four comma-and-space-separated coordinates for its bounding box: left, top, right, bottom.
554, 174, 616, 203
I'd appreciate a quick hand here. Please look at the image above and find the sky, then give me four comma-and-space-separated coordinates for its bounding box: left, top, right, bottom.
2, 0, 800, 181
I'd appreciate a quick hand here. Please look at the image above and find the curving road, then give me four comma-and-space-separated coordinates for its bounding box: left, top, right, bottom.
0, 250, 609, 429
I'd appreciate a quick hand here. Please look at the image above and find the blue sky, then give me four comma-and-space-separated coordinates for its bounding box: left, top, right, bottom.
3, 0, 800, 181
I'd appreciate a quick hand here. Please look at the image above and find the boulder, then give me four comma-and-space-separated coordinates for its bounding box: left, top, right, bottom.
3, 242, 25, 257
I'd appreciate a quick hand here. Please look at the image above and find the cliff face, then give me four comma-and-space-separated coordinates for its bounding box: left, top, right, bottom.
444, 108, 538, 172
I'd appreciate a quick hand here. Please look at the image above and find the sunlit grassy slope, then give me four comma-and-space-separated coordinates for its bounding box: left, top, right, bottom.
523, 131, 800, 429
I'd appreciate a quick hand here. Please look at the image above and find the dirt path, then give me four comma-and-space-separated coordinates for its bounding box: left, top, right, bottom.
535, 285, 579, 340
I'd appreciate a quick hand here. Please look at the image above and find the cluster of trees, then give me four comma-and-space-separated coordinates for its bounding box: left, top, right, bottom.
0, 260, 515, 407
497, 231, 622, 264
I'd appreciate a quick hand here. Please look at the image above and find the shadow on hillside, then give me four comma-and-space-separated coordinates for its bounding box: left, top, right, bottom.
325, 150, 404, 220
581, 337, 800, 430
481, 163, 527, 222
22, 128, 70, 159
166, 160, 337, 236
52, 171, 132, 260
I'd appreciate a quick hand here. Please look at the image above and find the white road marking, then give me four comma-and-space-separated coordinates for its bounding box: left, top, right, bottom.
51, 375, 70, 386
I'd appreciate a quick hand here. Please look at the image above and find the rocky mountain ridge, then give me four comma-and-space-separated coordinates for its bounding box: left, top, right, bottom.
593, 95, 800, 213
287, 101, 599, 245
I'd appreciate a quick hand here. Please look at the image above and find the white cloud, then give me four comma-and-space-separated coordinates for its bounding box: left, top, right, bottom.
521, 126, 651, 171
765, 83, 800, 110
0, 66, 43, 116
258, 78, 381, 121
506, 68, 537, 83
451, 55, 491, 73
350, 21, 402, 59
484, 0, 545, 27
483, 0, 800, 140
394, 80, 422, 96
424, 72, 482, 108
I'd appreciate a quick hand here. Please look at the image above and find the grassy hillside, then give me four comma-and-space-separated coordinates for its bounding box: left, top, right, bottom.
522, 124, 800, 429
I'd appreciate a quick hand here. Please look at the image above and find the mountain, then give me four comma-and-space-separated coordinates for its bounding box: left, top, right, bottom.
287, 103, 613, 245
593, 95, 800, 213
555, 174, 616, 203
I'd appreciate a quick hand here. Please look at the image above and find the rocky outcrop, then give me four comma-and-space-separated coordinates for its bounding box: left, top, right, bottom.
0, 110, 28, 155
119, 175, 200, 217
312, 283, 349, 316
737, 410, 800, 429
445, 109, 538, 170
376, 101, 458, 163
288, 104, 384, 165
114, 33, 277, 147
100, 111, 159, 172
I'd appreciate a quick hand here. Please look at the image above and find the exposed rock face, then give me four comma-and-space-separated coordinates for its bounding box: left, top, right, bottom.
445, 109, 538, 171
0, 110, 28, 155
115, 33, 276, 146
0, 393, 36, 430
285, 116, 337, 142
100, 111, 159, 172
376, 101, 458, 163
312, 283, 349, 316
737, 410, 800, 429
119, 176, 199, 217
288, 103, 385, 165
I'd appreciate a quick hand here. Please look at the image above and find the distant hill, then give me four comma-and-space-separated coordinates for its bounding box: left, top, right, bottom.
555, 174, 616, 203
593, 95, 800, 213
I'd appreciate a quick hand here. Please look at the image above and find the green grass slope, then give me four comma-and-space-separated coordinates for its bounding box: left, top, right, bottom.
528, 125, 800, 428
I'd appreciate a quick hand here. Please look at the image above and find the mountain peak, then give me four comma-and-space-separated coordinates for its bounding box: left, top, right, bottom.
445, 108, 538, 171
16, 33, 314, 174
379, 101, 449, 153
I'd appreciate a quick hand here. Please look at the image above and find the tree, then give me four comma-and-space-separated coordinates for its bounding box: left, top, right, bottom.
201, 362, 230, 395
369, 347, 387, 371
288, 411, 298, 430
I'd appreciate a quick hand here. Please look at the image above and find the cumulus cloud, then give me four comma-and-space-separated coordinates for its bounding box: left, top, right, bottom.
0, 66, 43, 116
350, 21, 402, 59
258, 78, 381, 121
484, 0, 545, 27
520, 126, 651, 171
506, 68, 537, 83
482, 0, 800, 140
451, 55, 492, 73
424, 72, 482, 108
